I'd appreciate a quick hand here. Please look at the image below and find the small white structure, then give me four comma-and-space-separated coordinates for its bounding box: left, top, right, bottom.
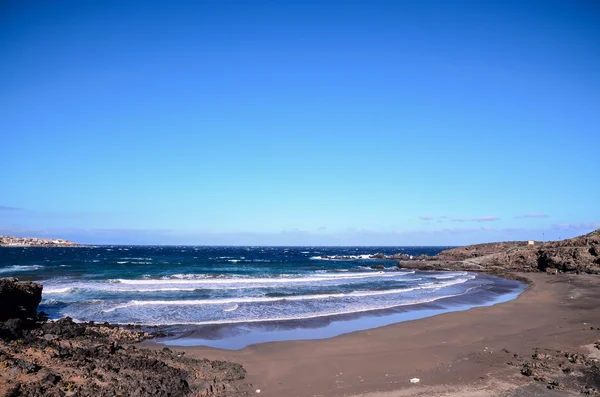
528, 240, 535, 246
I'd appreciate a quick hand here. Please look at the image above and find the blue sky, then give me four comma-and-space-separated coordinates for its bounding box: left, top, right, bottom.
1, 0, 599, 245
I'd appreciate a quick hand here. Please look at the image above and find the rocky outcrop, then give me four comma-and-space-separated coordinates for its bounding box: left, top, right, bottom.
0, 278, 43, 321
399, 229, 600, 275
536, 247, 600, 274
0, 318, 250, 397
434, 242, 527, 261
0, 279, 251, 396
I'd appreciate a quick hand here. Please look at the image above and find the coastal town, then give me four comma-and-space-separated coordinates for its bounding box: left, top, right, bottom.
0, 235, 79, 247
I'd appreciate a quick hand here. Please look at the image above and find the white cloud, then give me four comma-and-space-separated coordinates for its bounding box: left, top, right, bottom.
451, 216, 500, 222
515, 213, 548, 219
552, 222, 600, 230
472, 216, 500, 222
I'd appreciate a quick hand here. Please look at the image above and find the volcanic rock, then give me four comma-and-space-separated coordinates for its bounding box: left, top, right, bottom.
398, 229, 600, 275
0, 278, 42, 321
0, 279, 250, 396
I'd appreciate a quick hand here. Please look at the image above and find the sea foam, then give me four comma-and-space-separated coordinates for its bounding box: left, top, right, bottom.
100, 277, 473, 312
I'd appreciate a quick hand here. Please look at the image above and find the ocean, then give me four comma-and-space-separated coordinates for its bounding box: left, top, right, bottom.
0, 246, 525, 348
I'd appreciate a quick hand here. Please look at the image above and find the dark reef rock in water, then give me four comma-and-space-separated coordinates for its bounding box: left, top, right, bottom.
0, 279, 251, 396
0, 278, 42, 321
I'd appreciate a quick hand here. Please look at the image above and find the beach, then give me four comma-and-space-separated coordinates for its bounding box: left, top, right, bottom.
151, 273, 600, 396
1, 237, 599, 396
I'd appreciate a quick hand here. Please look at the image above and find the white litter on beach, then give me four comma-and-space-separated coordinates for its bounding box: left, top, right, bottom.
410, 378, 420, 383
255, 389, 261, 394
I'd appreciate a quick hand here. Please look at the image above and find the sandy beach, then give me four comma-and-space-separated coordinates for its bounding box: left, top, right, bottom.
149, 273, 600, 396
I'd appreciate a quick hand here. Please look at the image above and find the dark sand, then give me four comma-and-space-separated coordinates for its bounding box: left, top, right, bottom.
145, 273, 600, 396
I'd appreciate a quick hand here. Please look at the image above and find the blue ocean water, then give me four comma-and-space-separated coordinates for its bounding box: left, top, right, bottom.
0, 246, 524, 345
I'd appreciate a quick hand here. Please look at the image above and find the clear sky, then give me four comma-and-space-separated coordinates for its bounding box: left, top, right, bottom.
1, 0, 599, 245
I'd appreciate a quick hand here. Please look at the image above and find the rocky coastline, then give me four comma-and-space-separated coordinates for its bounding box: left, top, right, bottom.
0, 236, 80, 248
1, 230, 599, 396
396, 228, 600, 276
0, 278, 252, 397
392, 229, 600, 394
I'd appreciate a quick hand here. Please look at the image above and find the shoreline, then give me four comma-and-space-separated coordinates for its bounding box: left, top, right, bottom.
153, 272, 525, 350
145, 272, 600, 396
2, 229, 599, 396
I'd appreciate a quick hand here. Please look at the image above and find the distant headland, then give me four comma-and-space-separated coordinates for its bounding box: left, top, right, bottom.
398, 228, 600, 275
0, 235, 80, 247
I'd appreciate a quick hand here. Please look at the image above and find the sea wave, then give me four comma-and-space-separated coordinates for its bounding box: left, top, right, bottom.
43, 286, 205, 294
41, 271, 452, 295
316, 271, 414, 278
110, 272, 407, 285
43, 287, 73, 294
42, 299, 104, 306
433, 272, 468, 279
0, 265, 43, 274
101, 277, 472, 312
310, 254, 374, 260
108, 290, 474, 326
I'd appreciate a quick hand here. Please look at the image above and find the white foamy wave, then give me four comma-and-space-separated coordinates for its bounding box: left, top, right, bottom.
310, 254, 375, 261
43, 299, 103, 306
43, 285, 204, 294
433, 272, 468, 280
316, 271, 413, 278
111, 272, 403, 285
0, 265, 43, 274
101, 278, 472, 312
41, 271, 425, 295
168, 274, 213, 280
108, 291, 473, 326
44, 287, 74, 294
120, 257, 153, 261
104, 291, 401, 310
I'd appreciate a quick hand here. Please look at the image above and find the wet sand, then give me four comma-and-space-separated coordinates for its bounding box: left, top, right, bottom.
145, 273, 600, 396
